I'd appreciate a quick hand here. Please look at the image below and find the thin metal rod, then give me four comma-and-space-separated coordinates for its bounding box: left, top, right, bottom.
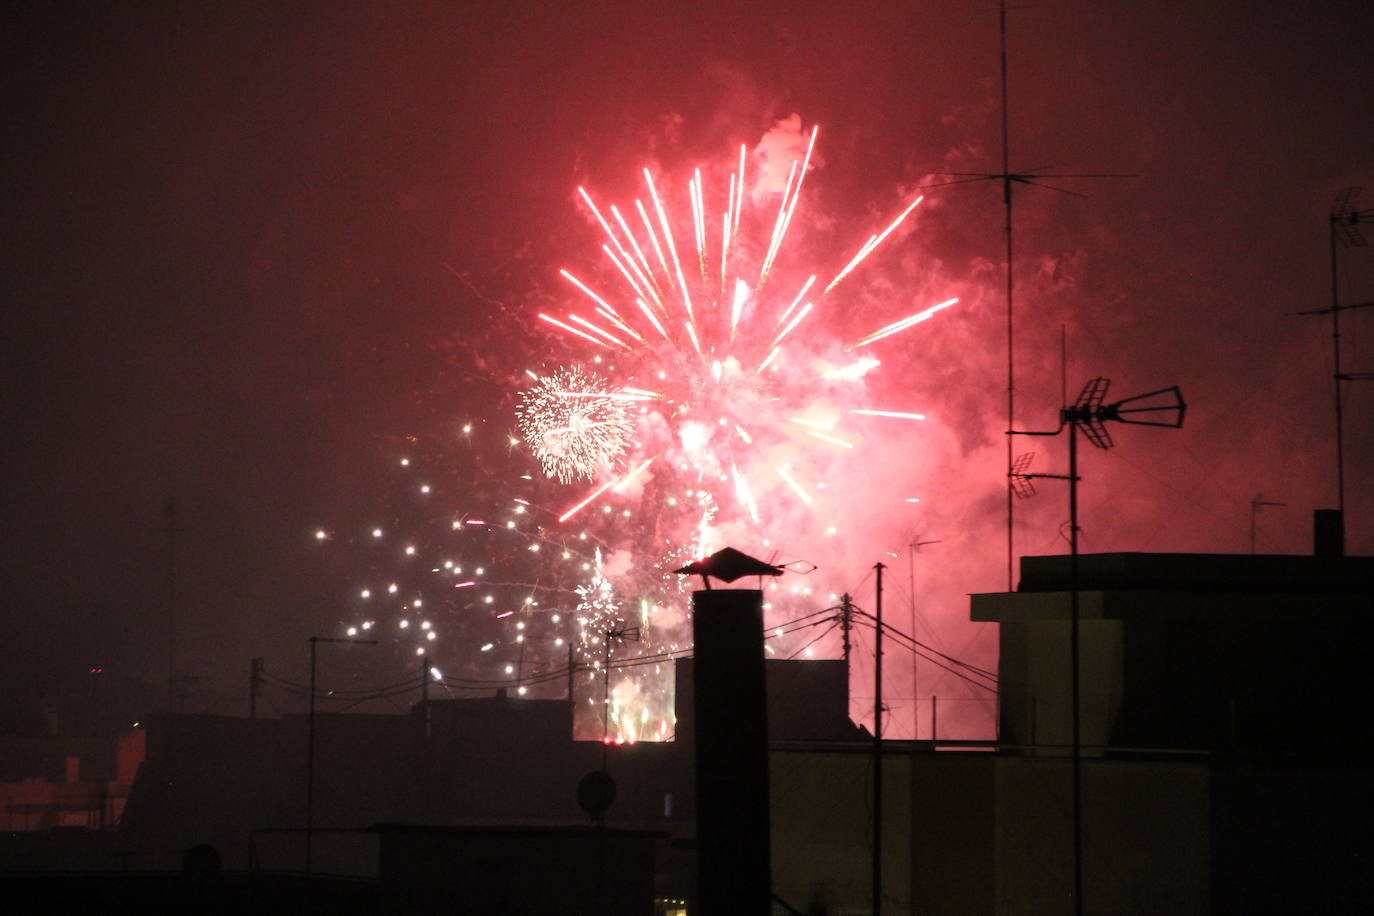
1330, 216, 1346, 529
306, 636, 316, 878
602, 636, 612, 770
1250, 502, 1257, 555
165, 500, 176, 712
1001, 0, 1016, 592
909, 544, 918, 738
567, 641, 575, 701
841, 594, 853, 677
304, 636, 374, 878
1069, 423, 1083, 916
873, 562, 886, 916
420, 651, 430, 741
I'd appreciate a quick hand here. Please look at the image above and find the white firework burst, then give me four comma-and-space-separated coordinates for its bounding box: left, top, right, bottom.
517, 367, 636, 483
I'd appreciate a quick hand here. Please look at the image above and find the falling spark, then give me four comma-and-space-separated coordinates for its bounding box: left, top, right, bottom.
853, 297, 960, 348
825, 194, 925, 294
854, 409, 927, 421
805, 430, 855, 449
775, 466, 813, 505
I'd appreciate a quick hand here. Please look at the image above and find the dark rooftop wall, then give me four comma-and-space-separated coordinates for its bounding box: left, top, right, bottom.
1017, 552, 1374, 594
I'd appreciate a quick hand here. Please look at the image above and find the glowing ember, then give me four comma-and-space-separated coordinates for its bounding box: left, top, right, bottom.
517, 367, 636, 483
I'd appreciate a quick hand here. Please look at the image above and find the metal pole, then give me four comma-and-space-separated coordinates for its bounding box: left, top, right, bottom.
249, 658, 261, 719
420, 652, 430, 740
873, 562, 885, 916
1330, 216, 1346, 532
305, 636, 374, 879
1069, 422, 1083, 916
164, 500, 176, 712
909, 544, 918, 739
602, 636, 612, 770
306, 636, 316, 878
841, 594, 852, 677
566, 641, 575, 701
1001, 0, 1016, 592
905, 539, 940, 739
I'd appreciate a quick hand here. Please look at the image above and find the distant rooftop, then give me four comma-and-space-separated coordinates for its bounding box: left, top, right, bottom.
1014, 552, 1374, 594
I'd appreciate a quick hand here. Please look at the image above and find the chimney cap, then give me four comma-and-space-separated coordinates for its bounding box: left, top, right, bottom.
674, 547, 784, 589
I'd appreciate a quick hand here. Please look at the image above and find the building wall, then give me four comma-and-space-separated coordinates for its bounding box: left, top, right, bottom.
772, 750, 1210, 916
993, 757, 1209, 916
770, 749, 912, 914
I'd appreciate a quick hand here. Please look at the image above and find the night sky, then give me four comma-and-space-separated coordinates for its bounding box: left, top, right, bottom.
4, 1, 1371, 732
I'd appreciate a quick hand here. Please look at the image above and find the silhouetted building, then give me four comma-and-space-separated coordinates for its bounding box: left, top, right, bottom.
12, 553, 1370, 913
964, 551, 1374, 914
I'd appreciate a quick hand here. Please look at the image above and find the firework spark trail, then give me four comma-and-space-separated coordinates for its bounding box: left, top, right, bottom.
557, 457, 656, 523
644, 168, 694, 324
538, 312, 608, 348
824, 193, 926, 294
853, 296, 960, 347
759, 124, 819, 289
775, 465, 813, 506
598, 244, 652, 311
567, 313, 629, 349
729, 278, 749, 340
853, 409, 927, 420
611, 204, 665, 306
774, 275, 816, 331
633, 199, 673, 305
820, 357, 881, 381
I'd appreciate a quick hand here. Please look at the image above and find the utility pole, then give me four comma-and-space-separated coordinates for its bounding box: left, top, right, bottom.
306, 635, 375, 879
840, 594, 853, 676
872, 562, 886, 916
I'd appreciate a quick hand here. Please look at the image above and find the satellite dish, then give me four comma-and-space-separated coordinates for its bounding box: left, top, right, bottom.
577, 769, 616, 823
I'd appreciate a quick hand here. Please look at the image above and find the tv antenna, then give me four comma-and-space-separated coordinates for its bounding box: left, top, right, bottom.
1297, 186, 1374, 550
906, 535, 941, 738
1249, 494, 1286, 554
1010, 375, 1185, 916
922, 1, 1132, 590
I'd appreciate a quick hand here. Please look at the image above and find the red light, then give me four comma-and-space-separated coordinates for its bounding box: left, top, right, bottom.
89, 667, 103, 675
602, 736, 612, 745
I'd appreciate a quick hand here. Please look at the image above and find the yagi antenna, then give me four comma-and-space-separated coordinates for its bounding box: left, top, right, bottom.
1010, 374, 1185, 916
1332, 186, 1367, 248
1009, 452, 1037, 499
1296, 186, 1374, 545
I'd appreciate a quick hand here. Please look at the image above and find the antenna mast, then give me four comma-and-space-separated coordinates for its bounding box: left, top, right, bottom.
1299, 188, 1374, 549
1000, 0, 1016, 591
162, 499, 177, 712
